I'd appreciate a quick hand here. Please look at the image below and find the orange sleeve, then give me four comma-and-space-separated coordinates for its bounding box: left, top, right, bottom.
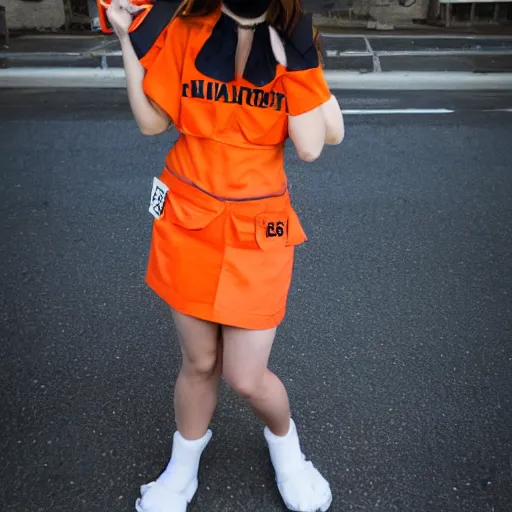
282, 66, 331, 117
141, 18, 186, 124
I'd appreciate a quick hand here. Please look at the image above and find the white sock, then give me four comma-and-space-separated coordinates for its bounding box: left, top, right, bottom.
156, 429, 212, 493
264, 419, 305, 477
265, 419, 332, 512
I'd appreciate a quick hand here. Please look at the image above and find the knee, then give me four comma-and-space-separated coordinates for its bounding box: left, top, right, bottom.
182, 352, 219, 380
223, 371, 263, 400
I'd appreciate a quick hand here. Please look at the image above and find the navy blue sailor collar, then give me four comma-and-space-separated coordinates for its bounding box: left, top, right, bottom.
195, 9, 320, 88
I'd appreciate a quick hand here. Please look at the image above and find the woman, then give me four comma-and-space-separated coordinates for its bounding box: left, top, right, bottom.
106, 0, 344, 510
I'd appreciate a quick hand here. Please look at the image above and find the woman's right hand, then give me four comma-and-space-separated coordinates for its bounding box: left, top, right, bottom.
106, 0, 140, 39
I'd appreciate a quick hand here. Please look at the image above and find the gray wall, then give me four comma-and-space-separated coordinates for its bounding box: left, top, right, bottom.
4, 0, 65, 30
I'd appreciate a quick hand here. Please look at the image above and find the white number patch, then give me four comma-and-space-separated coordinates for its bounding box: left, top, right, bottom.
149, 177, 169, 219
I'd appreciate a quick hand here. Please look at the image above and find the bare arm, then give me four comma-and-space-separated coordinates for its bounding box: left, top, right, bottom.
321, 95, 345, 145
107, 0, 170, 136
288, 94, 344, 161
119, 34, 171, 136
288, 108, 326, 162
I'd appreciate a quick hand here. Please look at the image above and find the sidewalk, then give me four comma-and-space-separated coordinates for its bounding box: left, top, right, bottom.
1, 31, 512, 89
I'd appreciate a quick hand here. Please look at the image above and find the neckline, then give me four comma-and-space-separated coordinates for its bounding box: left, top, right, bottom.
194, 7, 279, 87
220, 5, 268, 30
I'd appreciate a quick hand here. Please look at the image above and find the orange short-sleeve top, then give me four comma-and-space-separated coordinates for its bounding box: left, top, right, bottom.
131, 7, 331, 199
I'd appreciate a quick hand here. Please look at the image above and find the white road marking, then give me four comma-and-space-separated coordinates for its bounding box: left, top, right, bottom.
325, 50, 371, 57
342, 108, 454, 115
342, 108, 512, 115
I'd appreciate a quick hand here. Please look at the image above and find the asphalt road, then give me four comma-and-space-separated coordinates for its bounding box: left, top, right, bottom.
1, 89, 511, 512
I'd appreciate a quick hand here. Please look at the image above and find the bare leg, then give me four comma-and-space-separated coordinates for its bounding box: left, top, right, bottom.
221, 326, 290, 436
221, 325, 332, 512
172, 309, 222, 440
136, 310, 221, 512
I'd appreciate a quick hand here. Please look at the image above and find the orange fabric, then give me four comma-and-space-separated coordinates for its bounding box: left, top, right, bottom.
142, 10, 330, 327
146, 169, 307, 330
282, 67, 332, 117
167, 136, 288, 201
141, 11, 330, 199
96, 0, 153, 34
141, 17, 187, 127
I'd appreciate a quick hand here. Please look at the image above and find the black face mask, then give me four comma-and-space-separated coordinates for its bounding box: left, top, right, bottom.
223, 0, 271, 19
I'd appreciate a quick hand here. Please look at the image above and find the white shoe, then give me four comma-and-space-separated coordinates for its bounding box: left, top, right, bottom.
265, 420, 332, 512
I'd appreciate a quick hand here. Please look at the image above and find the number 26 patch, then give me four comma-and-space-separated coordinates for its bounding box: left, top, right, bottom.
149, 177, 169, 220
266, 221, 286, 238
255, 214, 289, 251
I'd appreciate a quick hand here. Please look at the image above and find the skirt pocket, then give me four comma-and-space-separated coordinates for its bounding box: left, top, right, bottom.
228, 203, 307, 250
215, 203, 307, 318
165, 190, 225, 230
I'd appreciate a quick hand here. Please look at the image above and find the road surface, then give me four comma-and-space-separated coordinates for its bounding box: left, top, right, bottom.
1, 89, 511, 512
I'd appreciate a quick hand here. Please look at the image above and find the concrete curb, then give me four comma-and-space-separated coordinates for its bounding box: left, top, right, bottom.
2, 67, 512, 90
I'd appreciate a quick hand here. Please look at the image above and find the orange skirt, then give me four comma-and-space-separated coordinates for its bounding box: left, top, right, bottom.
146, 168, 308, 330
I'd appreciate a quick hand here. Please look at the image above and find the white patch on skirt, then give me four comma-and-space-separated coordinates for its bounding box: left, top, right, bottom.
149, 177, 169, 220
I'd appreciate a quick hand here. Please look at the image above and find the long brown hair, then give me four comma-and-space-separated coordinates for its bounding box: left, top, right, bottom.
173, 0, 323, 63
